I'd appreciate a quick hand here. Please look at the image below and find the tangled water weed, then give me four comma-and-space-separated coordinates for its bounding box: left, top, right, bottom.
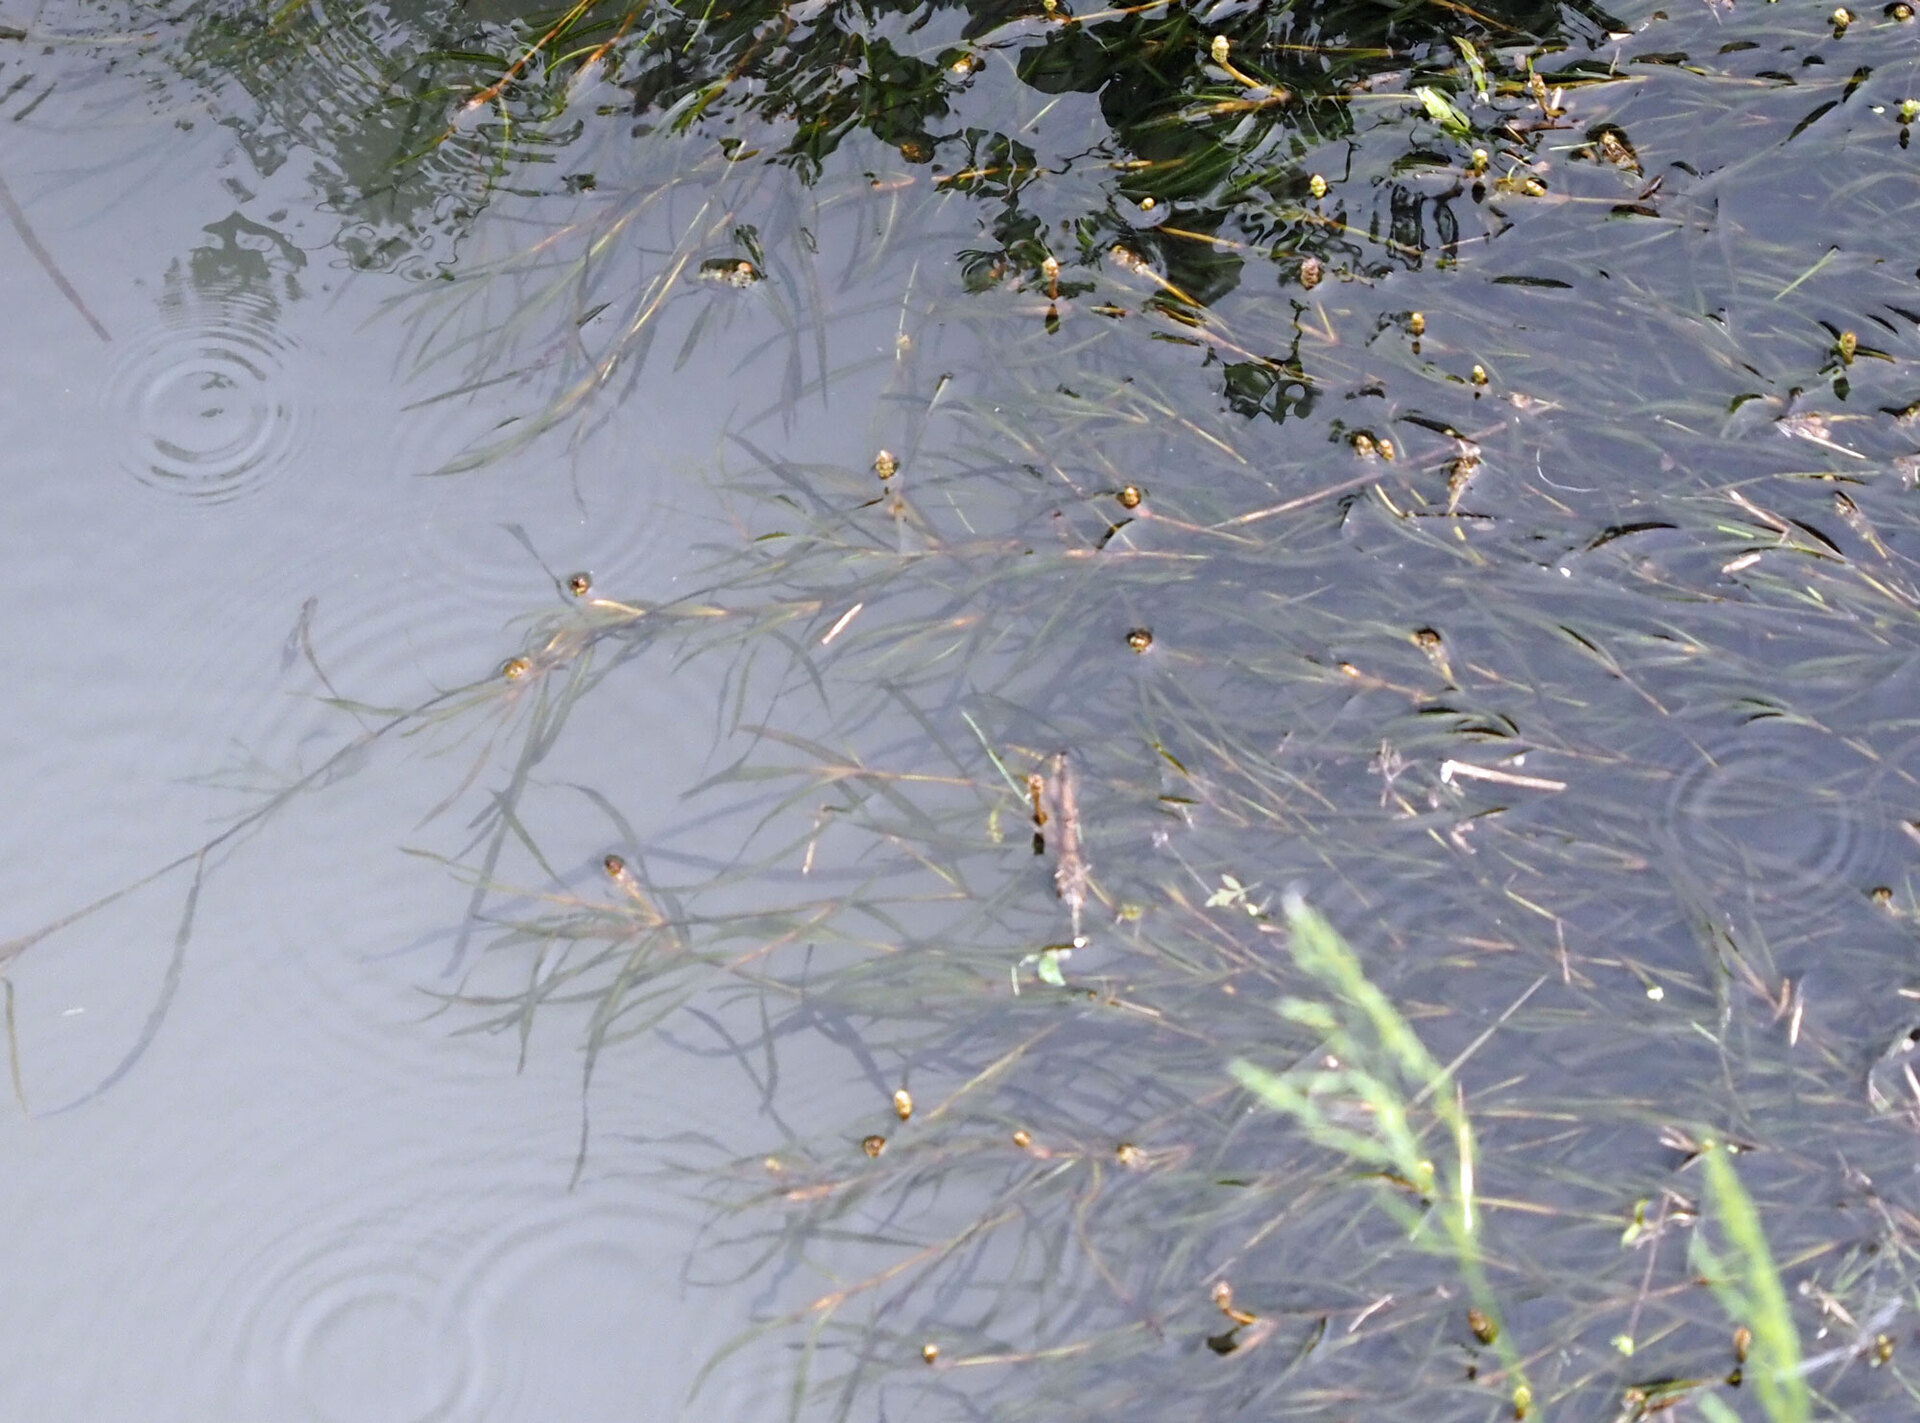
11, 0, 1920, 1416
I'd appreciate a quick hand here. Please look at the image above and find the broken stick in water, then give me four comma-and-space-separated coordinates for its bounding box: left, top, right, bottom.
1047, 752, 1089, 946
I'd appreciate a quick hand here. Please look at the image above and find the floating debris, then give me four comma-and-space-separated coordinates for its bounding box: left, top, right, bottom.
892, 1087, 913, 1121
1047, 752, 1090, 944
1776, 411, 1865, 457
697, 257, 762, 287
1126, 627, 1153, 652
566, 571, 592, 597
861, 1134, 887, 1158
1595, 127, 1639, 171
500, 656, 531, 680
1446, 449, 1482, 512
1441, 759, 1566, 792
874, 449, 899, 480
1116, 484, 1143, 509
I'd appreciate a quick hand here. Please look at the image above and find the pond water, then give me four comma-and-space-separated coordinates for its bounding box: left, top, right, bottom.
5, 0, 1920, 1418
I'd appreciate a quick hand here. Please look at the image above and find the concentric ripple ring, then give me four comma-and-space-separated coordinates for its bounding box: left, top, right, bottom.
105, 293, 305, 504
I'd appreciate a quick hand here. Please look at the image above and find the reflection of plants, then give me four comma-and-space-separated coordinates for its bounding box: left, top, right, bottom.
145, 0, 1637, 463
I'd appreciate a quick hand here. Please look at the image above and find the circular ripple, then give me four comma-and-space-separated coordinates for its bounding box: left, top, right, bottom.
1664, 722, 1894, 901
105, 291, 305, 504
444, 1185, 762, 1420
225, 1223, 482, 1423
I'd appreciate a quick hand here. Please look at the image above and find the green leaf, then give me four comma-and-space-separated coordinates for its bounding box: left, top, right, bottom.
1453, 38, 1489, 102
1415, 86, 1473, 140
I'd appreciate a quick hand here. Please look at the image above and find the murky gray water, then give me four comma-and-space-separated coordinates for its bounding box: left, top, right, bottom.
8, 0, 1920, 1417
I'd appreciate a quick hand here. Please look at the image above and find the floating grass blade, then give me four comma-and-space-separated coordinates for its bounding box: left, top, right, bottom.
1691, 1142, 1810, 1423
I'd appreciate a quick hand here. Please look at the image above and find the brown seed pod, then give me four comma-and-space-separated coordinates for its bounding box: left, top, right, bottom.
893, 1088, 914, 1121
1027, 772, 1048, 827
920, 1342, 940, 1364
1011, 1128, 1032, 1148
1116, 484, 1144, 509
1126, 627, 1154, 653
567, 572, 592, 597
861, 1135, 887, 1158
1378, 438, 1396, 461
1351, 432, 1377, 457
501, 656, 531, 680
1733, 1325, 1752, 1363
603, 853, 627, 878
1467, 1307, 1499, 1345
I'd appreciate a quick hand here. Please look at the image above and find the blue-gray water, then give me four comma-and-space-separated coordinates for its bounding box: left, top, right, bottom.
6, 0, 1920, 1418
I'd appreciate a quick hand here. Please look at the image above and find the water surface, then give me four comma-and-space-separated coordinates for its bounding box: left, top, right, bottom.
5, 0, 1920, 1418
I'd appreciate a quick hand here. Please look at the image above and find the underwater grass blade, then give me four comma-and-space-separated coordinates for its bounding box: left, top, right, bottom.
1692, 1142, 1810, 1423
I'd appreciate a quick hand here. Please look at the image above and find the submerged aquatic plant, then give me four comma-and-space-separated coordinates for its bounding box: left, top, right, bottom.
1232, 894, 1535, 1413
13, 0, 1920, 1416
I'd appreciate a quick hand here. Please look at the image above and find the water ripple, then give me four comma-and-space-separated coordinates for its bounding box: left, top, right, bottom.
1663, 720, 1896, 902
105, 291, 305, 504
